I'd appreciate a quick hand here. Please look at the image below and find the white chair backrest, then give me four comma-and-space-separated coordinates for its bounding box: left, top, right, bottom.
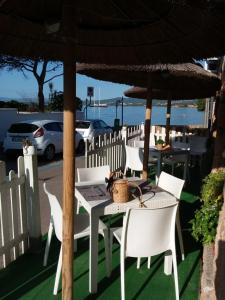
125, 145, 143, 172
43, 183, 62, 241
150, 133, 156, 147
157, 171, 185, 199
77, 165, 110, 182
172, 141, 190, 150
134, 138, 155, 148
134, 140, 144, 148
121, 204, 178, 257
189, 135, 208, 153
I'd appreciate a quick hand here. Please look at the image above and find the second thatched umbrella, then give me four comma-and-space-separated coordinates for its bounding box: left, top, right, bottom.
124, 82, 220, 145
77, 63, 220, 179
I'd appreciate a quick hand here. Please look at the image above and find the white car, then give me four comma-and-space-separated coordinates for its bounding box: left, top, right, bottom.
76, 119, 113, 142
3, 120, 84, 160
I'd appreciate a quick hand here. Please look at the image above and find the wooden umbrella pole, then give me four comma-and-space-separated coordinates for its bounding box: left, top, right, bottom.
62, 59, 76, 300
165, 98, 171, 145
143, 85, 152, 180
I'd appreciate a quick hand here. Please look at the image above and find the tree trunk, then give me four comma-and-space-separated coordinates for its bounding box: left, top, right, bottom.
38, 82, 45, 112
142, 86, 152, 180
212, 56, 225, 171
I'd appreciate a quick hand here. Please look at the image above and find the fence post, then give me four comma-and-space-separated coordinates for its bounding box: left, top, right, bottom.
121, 125, 128, 145
23, 146, 42, 253
140, 122, 145, 139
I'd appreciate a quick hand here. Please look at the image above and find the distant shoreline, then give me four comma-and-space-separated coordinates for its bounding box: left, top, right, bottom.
102, 103, 197, 108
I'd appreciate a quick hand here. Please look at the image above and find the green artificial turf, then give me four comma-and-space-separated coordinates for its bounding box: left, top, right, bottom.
0, 166, 203, 300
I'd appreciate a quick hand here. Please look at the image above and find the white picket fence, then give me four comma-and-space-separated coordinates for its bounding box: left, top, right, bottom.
84, 124, 206, 171
0, 146, 42, 270
150, 126, 191, 144
0, 157, 29, 269
85, 131, 125, 172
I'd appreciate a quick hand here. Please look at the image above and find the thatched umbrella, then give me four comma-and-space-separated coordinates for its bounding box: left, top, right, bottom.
1, 1, 225, 297
1, 1, 225, 64
124, 81, 220, 144
77, 62, 220, 179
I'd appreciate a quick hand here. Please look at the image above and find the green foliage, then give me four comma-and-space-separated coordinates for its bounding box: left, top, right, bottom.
48, 91, 64, 111
48, 90, 82, 112
197, 99, 205, 111
0, 99, 29, 111
155, 138, 164, 145
191, 171, 225, 245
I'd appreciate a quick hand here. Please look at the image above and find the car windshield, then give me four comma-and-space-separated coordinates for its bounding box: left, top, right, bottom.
76, 121, 90, 129
8, 123, 38, 133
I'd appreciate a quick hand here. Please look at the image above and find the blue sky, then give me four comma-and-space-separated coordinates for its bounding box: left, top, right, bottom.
0, 68, 130, 101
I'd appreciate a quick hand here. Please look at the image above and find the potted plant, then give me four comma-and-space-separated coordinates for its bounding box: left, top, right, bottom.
155, 138, 165, 150
191, 170, 225, 245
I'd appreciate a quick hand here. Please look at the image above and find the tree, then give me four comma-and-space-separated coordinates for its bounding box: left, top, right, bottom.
212, 56, 225, 170
0, 55, 63, 112
48, 83, 82, 111
197, 98, 205, 111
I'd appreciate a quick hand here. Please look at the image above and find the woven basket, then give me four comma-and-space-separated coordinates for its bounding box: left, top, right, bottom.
112, 179, 142, 204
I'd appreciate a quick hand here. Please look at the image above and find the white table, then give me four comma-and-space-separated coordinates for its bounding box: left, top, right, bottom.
150, 147, 189, 177
75, 179, 177, 294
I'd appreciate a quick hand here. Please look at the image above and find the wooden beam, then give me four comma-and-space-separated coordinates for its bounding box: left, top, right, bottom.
62, 59, 75, 300
165, 98, 171, 145
143, 85, 152, 180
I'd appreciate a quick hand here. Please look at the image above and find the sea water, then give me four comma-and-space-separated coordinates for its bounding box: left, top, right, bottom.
86, 106, 204, 126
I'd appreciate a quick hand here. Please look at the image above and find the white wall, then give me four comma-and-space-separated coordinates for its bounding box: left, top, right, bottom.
0, 109, 19, 143
0, 109, 84, 143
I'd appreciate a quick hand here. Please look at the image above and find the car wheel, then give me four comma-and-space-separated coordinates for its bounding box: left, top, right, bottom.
77, 140, 85, 154
44, 145, 55, 161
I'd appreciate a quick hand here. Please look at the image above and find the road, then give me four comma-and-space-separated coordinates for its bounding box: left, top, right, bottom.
0, 149, 85, 235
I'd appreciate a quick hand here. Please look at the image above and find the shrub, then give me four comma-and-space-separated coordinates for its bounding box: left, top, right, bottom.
155, 138, 164, 145
190, 171, 225, 245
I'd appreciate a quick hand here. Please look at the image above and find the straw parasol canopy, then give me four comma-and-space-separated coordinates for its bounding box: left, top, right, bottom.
77, 62, 221, 178
77, 62, 221, 90
1, 1, 225, 64
124, 83, 220, 100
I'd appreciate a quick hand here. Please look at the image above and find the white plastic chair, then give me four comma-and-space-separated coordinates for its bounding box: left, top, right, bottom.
124, 145, 143, 176
111, 205, 179, 300
156, 171, 185, 261
77, 165, 110, 213
77, 165, 110, 182
134, 140, 158, 164
43, 182, 110, 295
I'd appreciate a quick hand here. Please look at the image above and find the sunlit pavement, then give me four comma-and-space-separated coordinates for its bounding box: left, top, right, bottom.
0, 147, 85, 235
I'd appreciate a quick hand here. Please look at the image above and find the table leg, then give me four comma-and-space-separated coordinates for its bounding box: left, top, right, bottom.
157, 153, 162, 178
89, 211, 100, 293
164, 250, 172, 275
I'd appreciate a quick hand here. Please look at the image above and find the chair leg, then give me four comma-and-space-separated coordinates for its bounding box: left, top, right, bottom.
76, 201, 80, 214
176, 211, 185, 261
147, 257, 151, 269
120, 255, 125, 300
53, 245, 62, 295
74, 239, 77, 252
137, 257, 151, 269
172, 249, 179, 300
43, 220, 54, 266
103, 228, 111, 277
171, 163, 175, 175
137, 257, 141, 269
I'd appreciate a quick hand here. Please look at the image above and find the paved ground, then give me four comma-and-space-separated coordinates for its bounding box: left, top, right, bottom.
38, 156, 85, 235
0, 149, 85, 236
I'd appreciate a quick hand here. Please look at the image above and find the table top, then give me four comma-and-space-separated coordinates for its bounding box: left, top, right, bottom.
75, 179, 177, 216
149, 146, 189, 155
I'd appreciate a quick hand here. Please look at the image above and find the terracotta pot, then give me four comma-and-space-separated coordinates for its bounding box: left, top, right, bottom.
156, 144, 163, 150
